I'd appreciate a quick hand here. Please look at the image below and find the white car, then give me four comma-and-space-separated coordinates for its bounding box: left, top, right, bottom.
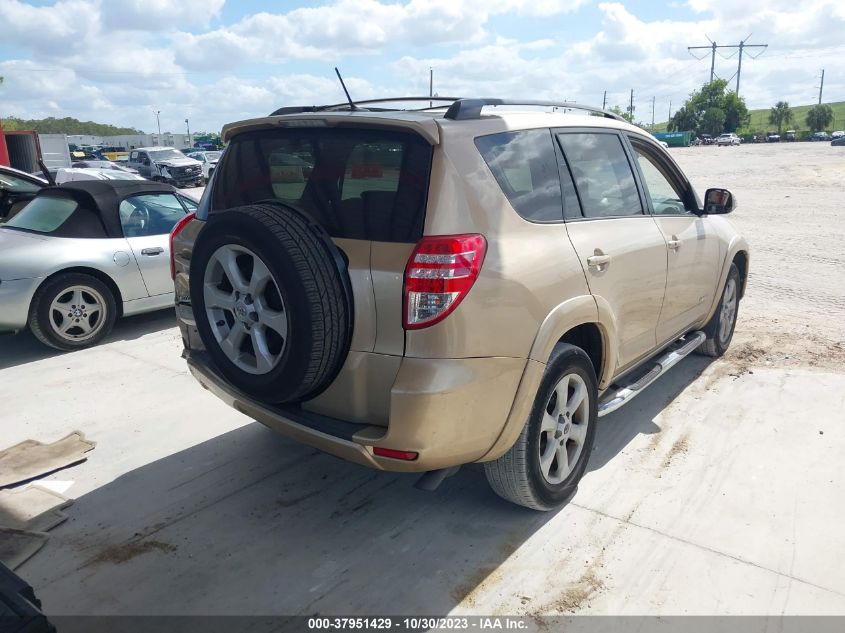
187, 151, 222, 183
55, 168, 147, 184
716, 133, 741, 146
831, 131, 845, 139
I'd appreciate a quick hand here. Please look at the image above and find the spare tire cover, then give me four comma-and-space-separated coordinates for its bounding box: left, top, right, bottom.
189, 202, 353, 404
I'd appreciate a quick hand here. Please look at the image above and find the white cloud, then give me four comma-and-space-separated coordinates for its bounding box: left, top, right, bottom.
100, 0, 226, 30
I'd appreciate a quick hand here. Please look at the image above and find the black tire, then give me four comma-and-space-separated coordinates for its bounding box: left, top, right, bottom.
697, 262, 740, 358
484, 344, 598, 510
28, 273, 117, 351
190, 202, 353, 405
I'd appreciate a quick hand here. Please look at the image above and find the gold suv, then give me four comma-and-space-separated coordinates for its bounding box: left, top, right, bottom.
171, 98, 748, 510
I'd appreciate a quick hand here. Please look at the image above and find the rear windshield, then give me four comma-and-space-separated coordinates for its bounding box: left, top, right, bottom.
212, 127, 432, 243
2, 193, 106, 237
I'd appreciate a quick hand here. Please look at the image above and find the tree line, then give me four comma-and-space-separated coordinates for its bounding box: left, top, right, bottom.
668, 79, 836, 137
0, 116, 142, 136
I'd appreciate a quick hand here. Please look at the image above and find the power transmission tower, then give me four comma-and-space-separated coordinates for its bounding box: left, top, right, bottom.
687, 36, 767, 96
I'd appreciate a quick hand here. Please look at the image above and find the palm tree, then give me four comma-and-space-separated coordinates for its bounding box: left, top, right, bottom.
768, 101, 793, 136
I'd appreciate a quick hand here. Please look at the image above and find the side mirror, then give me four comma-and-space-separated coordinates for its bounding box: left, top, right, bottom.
703, 188, 736, 214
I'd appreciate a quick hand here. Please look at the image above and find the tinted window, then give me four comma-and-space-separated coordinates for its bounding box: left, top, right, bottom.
179, 196, 199, 212
213, 128, 432, 243
0, 171, 42, 194
474, 129, 564, 223
119, 193, 187, 237
632, 147, 689, 215
3, 193, 106, 237
557, 133, 642, 218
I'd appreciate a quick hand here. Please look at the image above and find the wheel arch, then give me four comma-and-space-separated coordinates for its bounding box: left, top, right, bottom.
30, 267, 124, 319
482, 311, 612, 463
732, 250, 749, 299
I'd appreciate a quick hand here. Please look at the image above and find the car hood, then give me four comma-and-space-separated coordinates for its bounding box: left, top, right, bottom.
154, 157, 201, 167
0, 229, 51, 280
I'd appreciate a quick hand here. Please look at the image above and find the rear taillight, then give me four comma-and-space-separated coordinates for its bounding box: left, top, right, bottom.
170, 212, 196, 280
403, 234, 487, 330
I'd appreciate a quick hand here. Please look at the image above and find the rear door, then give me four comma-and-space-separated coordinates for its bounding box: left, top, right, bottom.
119, 192, 190, 296
556, 129, 668, 372
627, 137, 721, 344
210, 126, 433, 423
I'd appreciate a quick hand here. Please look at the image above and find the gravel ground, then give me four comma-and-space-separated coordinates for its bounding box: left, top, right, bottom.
3, 142, 845, 618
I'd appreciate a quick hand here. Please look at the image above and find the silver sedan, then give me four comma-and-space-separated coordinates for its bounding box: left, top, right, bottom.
0, 179, 197, 350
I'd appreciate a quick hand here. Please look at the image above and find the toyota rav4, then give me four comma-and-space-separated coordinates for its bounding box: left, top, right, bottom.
171, 97, 749, 510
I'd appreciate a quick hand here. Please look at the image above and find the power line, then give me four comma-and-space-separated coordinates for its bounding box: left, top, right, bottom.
688, 36, 768, 95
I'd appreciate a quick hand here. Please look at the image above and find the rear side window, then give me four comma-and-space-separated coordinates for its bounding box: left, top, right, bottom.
212, 128, 432, 243
474, 129, 564, 223
557, 132, 643, 218
2, 193, 106, 237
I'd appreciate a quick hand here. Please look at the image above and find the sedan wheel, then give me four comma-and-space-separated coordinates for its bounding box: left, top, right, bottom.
29, 273, 118, 351
48, 285, 108, 343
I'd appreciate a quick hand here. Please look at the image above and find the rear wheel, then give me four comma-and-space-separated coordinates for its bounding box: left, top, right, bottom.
484, 344, 598, 510
189, 203, 353, 404
28, 273, 117, 351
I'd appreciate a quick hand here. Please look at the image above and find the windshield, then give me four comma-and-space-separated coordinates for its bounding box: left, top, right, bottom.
0, 171, 42, 194
148, 149, 185, 161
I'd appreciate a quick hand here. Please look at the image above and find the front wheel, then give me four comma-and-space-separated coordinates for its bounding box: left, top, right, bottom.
484, 344, 598, 510
28, 273, 117, 351
697, 262, 740, 357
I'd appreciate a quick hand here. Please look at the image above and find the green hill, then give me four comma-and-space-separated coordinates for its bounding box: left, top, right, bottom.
0, 116, 142, 136
650, 101, 845, 135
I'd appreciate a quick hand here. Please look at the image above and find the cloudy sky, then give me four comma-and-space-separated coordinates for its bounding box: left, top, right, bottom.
0, 0, 843, 134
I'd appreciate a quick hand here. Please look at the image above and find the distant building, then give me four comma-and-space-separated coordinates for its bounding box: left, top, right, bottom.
67, 133, 194, 150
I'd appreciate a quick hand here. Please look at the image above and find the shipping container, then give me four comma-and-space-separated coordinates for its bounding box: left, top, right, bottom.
653, 131, 692, 147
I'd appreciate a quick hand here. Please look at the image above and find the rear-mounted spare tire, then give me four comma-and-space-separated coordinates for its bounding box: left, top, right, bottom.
189, 202, 353, 405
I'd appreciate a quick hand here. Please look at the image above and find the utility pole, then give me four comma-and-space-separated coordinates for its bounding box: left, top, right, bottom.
628, 89, 634, 122
818, 69, 825, 104
185, 118, 191, 148
688, 41, 717, 82
669, 99, 672, 121
429, 67, 433, 108
688, 37, 767, 96
651, 96, 655, 128
602, 90, 607, 109
153, 110, 161, 137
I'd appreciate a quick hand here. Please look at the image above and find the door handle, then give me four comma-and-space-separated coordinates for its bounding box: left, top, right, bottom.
586, 253, 612, 271
667, 238, 682, 251
141, 247, 164, 256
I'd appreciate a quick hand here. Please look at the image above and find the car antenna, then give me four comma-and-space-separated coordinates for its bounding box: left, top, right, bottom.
334, 67, 358, 111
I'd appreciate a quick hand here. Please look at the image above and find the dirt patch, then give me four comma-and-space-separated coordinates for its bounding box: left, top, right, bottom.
661, 433, 690, 470
552, 568, 606, 613
84, 539, 176, 567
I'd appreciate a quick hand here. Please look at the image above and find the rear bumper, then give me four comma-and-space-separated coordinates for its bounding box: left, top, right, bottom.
186, 351, 527, 472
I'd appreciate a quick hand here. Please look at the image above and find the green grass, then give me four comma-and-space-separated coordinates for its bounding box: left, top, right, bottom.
649, 100, 845, 134
740, 101, 845, 134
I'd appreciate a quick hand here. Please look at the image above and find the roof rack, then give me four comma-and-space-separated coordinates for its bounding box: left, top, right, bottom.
269, 97, 462, 117
268, 97, 626, 122
443, 99, 626, 122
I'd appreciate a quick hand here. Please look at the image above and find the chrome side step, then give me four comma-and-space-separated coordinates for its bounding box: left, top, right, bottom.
597, 331, 706, 417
